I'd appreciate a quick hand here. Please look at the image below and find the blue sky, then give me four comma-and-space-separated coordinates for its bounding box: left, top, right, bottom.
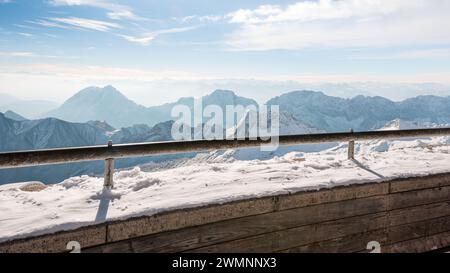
1, 0, 450, 105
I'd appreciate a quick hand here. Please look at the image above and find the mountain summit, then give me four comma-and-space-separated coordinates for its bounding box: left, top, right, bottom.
45, 86, 149, 128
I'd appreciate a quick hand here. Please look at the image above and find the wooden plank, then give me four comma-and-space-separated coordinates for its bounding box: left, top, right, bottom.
107, 196, 276, 242
86, 214, 450, 253
389, 185, 450, 210
0, 225, 106, 253
277, 182, 388, 211
107, 185, 388, 243
388, 215, 450, 245
389, 173, 450, 193
388, 201, 450, 227
384, 230, 450, 253
280, 229, 387, 253
188, 212, 387, 253
128, 195, 387, 253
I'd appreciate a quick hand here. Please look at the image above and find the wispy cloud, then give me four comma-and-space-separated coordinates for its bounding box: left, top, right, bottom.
119, 26, 198, 46
30, 17, 121, 32
13, 24, 39, 30
0, 0, 13, 3
2, 63, 450, 86
0, 51, 34, 57
0, 63, 209, 81
119, 34, 156, 46
51, 17, 120, 31
17, 32, 34, 37
179, 15, 224, 23
352, 48, 450, 60
222, 0, 450, 51
49, 0, 143, 21
0, 51, 77, 59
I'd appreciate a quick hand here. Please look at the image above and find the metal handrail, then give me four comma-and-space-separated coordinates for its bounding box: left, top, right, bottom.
1, 128, 450, 187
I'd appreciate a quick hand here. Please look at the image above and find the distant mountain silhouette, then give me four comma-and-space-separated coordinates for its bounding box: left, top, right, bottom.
44, 85, 149, 128
43, 86, 258, 128
3, 110, 28, 121
267, 90, 450, 132
43, 86, 450, 132
0, 93, 58, 118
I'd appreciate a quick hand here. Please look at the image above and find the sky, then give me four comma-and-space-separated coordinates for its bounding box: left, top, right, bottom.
1, 0, 450, 105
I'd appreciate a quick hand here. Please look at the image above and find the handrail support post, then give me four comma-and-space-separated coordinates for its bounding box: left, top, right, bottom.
348, 140, 355, 160
104, 158, 114, 188
104, 140, 114, 188
348, 128, 355, 160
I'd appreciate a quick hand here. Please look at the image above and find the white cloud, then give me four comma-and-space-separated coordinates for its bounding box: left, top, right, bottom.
119, 34, 156, 46
107, 10, 139, 21
43, 17, 121, 32
119, 26, 198, 46
180, 15, 224, 23
0, 52, 34, 57
2, 62, 450, 84
0, 63, 211, 81
352, 48, 450, 60
49, 0, 143, 21
224, 0, 450, 51
17, 32, 34, 37
0, 51, 77, 59
226, 0, 423, 24
27, 19, 74, 29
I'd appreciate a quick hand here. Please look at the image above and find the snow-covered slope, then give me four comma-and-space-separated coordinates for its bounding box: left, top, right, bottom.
378, 118, 450, 130
1, 136, 450, 242
279, 111, 324, 135
226, 109, 323, 140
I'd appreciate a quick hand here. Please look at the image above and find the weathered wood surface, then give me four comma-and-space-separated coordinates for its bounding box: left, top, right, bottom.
388, 186, 450, 210
3, 172, 450, 253
383, 230, 450, 253
389, 173, 450, 193
387, 215, 450, 245
188, 212, 387, 253
0, 225, 107, 253
87, 195, 387, 253
106, 182, 387, 242
280, 229, 387, 253
388, 201, 450, 226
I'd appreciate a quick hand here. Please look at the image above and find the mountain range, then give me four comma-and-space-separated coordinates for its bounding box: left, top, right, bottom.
44, 86, 258, 128
0, 112, 181, 184
39, 85, 450, 132
267, 91, 450, 132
